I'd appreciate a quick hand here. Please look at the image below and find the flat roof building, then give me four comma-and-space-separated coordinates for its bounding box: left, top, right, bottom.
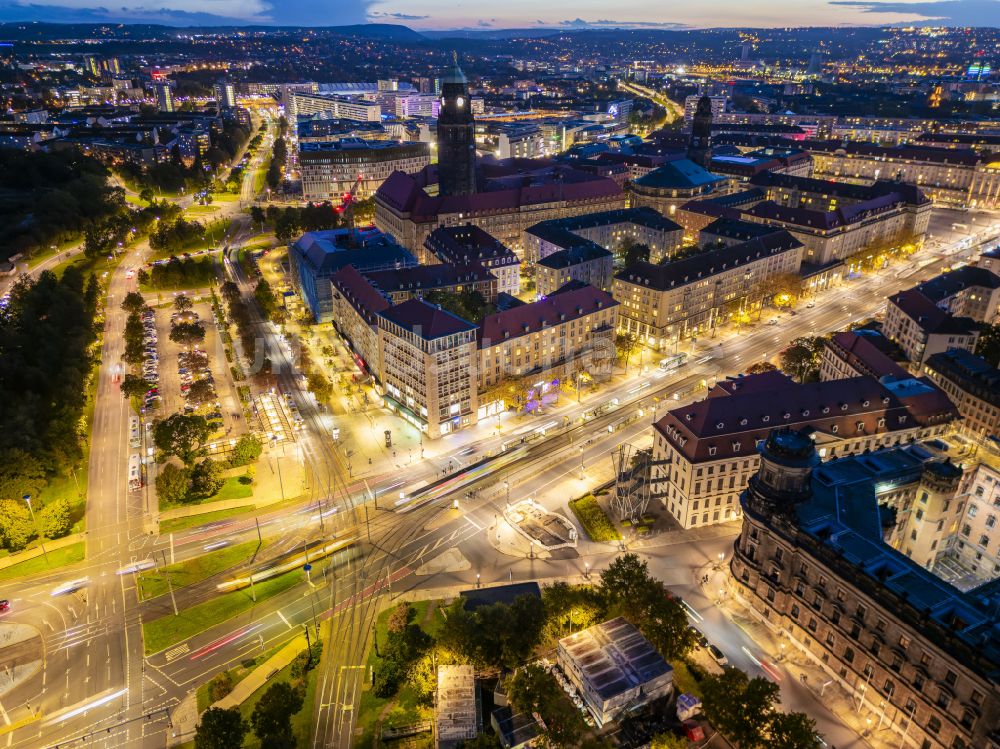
435, 665, 479, 749
558, 617, 673, 728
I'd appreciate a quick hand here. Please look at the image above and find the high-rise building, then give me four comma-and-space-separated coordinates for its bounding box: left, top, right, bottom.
83, 54, 100, 78
103, 57, 121, 76
153, 81, 174, 113
214, 81, 237, 109
437, 55, 477, 197
687, 95, 713, 170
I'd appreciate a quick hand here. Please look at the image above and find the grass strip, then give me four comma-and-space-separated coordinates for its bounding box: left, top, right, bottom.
142, 568, 301, 655
0, 543, 85, 583
138, 539, 268, 600
159, 506, 254, 534
568, 494, 622, 542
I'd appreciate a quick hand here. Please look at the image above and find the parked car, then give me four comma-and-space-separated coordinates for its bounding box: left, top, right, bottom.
708, 644, 728, 666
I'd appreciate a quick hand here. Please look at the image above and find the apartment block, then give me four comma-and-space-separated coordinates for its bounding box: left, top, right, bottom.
883, 289, 980, 367
924, 349, 1000, 440
651, 371, 957, 529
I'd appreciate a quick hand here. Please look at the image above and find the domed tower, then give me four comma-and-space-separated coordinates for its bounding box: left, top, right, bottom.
744, 428, 820, 520
437, 53, 477, 197
896, 459, 962, 570
687, 95, 714, 170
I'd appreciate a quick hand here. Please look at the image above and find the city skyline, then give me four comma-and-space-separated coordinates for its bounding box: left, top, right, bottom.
0, 0, 994, 28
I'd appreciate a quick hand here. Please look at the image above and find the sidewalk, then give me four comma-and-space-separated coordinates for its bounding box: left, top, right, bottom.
700, 565, 904, 749
212, 634, 307, 711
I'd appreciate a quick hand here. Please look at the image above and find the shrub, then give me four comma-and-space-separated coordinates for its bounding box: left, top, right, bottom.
568, 495, 621, 542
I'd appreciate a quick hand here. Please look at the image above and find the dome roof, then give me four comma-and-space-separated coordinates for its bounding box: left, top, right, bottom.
442, 53, 467, 85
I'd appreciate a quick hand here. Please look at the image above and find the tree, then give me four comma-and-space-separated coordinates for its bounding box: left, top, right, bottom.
249, 205, 265, 226
0, 498, 34, 552
975, 323, 1000, 366
39, 497, 72, 538
265, 161, 282, 192
597, 553, 695, 659
770, 273, 803, 307
0, 448, 48, 502
155, 463, 191, 505
153, 413, 211, 465
229, 434, 262, 467
307, 372, 333, 403
250, 681, 303, 745
186, 378, 217, 406
121, 291, 146, 315
618, 237, 651, 267
507, 664, 583, 746
190, 458, 224, 498
195, 707, 247, 749
138, 186, 155, 206
769, 711, 823, 749
170, 321, 206, 346
701, 668, 781, 749
615, 333, 640, 372
779, 336, 825, 383
746, 361, 778, 375
254, 278, 279, 321
174, 294, 193, 312
121, 374, 153, 399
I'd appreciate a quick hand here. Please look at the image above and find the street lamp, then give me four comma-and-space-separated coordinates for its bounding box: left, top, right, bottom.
22, 495, 49, 564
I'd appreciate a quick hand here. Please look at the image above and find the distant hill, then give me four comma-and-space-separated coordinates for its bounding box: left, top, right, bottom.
327, 23, 425, 41
421, 28, 567, 40
0, 21, 425, 41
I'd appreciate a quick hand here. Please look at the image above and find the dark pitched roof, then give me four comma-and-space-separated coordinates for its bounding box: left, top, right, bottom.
888, 289, 979, 335
425, 224, 519, 264
364, 262, 495, 294
478, 284, 617, 346
925, 349, 1000, 409
654, 373, 956, 464
377, 298, 477, 339
633, 159, 725, 190
700, 217, 784, 243
330, 265, 390, 322
614, 231, 803, 292
911, 266, 1000, 303
827, 331, 910, 381
536, 244, 613, 269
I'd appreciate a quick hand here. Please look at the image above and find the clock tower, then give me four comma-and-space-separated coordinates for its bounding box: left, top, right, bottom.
437, 54, 477, 197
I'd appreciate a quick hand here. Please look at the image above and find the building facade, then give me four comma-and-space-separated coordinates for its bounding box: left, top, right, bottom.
612, 231, 804, 351
299, 139, 431, 203
425, 225, 522, 297
377, 299, 479, 439
730, 429, 1000, 749
651, 371, 957, 529
924, 349, 1000, 440
883, 290, 980, 367
437, 59, 477, 197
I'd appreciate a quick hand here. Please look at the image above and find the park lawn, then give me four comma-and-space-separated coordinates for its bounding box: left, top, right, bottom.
355, 600, 441, 746
673, 660, 704, 699
142, 568, 302, 655
137, 539, 268, 600
0, 543, 85, 583
159, 505, 255, 534
26, 237, 81, 269
186, 204, 221, 216
212, 193, 239, 203
237, 648, 321, 749
159, 474, 254, 512
195, 639, 288, 712
50, 250, 116, 281
568, 494, 622, 542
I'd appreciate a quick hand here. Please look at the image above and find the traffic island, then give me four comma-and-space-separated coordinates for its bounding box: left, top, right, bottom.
488, 499, 578, 559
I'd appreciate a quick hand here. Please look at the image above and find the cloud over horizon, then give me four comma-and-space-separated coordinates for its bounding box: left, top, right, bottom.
827, 0, 1000, 26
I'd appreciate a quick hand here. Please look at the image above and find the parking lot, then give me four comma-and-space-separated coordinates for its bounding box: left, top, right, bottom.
149, 297, 246, 442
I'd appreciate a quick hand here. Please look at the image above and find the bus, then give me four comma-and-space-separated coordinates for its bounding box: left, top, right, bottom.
659, 352, 688, 373
129, 416, 141, 449
128, 454, 142, 493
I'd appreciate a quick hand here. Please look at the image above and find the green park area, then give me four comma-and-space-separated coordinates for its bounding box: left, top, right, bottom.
568, 494, 621, 542
0, 543, 85, 583
142, 568, 302, 655
138, 539, 268, 600
159, 474, 254, 512
159, 505, 255, 534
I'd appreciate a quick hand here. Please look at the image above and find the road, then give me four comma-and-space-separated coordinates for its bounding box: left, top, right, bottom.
1, 159, 995, 749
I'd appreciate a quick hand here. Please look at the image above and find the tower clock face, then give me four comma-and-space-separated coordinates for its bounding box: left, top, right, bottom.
456, 96, 465, 108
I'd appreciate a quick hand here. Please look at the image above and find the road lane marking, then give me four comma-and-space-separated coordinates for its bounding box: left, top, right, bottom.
164, 644, 190, 663
277, 610, 292, 629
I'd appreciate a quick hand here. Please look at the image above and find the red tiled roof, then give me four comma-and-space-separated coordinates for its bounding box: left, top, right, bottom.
827, 332, 909, 381
478, 284, 617, 347
330, 265, 390, 323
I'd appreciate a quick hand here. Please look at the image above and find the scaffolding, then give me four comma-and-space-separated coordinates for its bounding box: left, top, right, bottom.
611, 443, 652, 523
